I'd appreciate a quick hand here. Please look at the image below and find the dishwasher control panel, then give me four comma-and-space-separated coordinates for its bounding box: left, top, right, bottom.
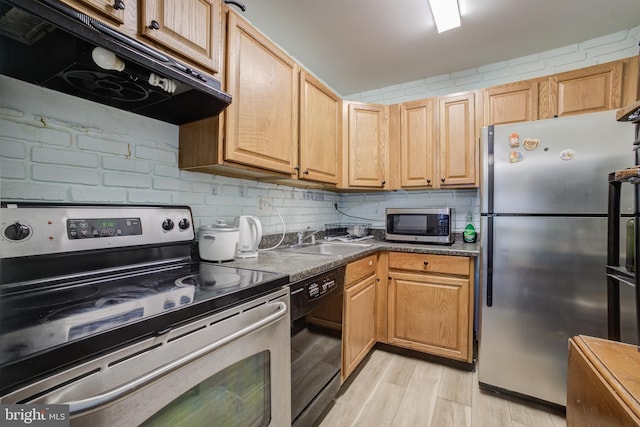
307, 276, 337, 301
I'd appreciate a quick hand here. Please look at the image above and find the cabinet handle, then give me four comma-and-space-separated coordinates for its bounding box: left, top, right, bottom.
112, 0, 125, 10
149, 20, 160, 30
224, 0, 247, 12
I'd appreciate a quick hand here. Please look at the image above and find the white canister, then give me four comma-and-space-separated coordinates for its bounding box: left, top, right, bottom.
198, 221, 239, 262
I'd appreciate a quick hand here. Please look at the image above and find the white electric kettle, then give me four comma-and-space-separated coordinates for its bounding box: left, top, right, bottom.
236, 215, 263, 258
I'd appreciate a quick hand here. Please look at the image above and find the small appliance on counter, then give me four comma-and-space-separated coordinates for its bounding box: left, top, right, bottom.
237, 215, 262, 258
385, 207, 453, 244
198, 220, 239, 262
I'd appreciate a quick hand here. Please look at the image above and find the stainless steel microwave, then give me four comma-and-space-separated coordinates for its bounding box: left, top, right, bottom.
385, 208, 453, 244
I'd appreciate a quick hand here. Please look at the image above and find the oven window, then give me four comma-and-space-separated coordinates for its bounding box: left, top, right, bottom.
141, 351, 271, 427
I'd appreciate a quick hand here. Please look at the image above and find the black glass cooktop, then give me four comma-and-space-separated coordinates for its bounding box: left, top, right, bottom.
0, 261, 288, 367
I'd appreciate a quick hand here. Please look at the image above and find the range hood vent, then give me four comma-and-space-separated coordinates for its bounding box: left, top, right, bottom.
0, 0, 231, 125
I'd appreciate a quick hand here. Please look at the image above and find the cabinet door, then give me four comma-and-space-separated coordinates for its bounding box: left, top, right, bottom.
400, 99, 436, 188
548, 62, 623, 117
388, 271, 470, 361
342, 274, 376, 381
224, 11, 299, 176
483, 81, 539, 126
141, 0, 221, 74
437, 92, 477, 188
347, 102, 388, 188
63, 0, 127, 25
299, 70, 341, 184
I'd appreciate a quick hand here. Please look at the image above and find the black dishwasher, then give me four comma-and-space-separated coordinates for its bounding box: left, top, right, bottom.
289, 266, 346, 427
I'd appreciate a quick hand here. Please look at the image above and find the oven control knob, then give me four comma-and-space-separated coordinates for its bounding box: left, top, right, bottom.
4, 222, 31, 241
162, 219, 174, 231
178, 218, 191, 230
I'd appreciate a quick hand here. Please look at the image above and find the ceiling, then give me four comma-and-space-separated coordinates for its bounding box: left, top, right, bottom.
232, 0, 640, 97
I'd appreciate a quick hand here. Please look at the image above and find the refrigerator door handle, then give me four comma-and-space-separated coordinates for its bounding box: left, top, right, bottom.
487, 215, 493, 307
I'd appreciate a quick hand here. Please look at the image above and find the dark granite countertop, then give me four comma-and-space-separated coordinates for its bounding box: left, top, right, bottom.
217, 237, 480, 283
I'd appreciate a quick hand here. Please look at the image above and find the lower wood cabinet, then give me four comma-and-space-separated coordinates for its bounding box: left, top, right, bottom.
342, 255, 377, 381
567, 335, 640, 426
386, 252, 474, 362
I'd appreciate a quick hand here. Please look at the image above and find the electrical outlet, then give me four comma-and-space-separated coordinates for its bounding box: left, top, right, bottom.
257, 196, 272, 212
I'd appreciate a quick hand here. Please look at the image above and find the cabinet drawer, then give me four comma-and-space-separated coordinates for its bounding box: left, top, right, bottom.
345, 255, 377, 286
388, 252, 469, 276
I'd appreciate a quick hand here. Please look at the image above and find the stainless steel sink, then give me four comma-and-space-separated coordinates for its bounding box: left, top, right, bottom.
283, 242, 372, 256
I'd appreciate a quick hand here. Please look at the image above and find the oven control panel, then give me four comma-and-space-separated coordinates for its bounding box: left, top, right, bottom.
1, 205, 195, 258
67, 218, 142, 239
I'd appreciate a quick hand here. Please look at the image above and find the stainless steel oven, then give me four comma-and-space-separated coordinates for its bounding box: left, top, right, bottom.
0, 204, 290, 426
289, 266, 345, 427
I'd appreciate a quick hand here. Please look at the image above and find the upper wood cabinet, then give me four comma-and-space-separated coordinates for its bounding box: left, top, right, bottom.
437, 91, 478, 188
398, 99, 436, 188
224, 10, 299, 176
546, 62, 624, 118
62, 0, 133, 29
299, 71, 341, 184
344, 102, 389, 189
483, 81, 539, 126
140, 0, 222, 74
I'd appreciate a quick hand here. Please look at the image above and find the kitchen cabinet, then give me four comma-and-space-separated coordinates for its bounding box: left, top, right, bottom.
437, 91, 478, 188
223, 9, 299, 176
299, 70, 342, 184
397, 98, 437, 188
139, 0, 222, 74
342, 255, 377, 381
567, 335, 640, 426
546, 62, 624, 118
343, 102, 389, 189
387, 252, 474, 362
63, 0, 129, 27
482, 81, 539, 126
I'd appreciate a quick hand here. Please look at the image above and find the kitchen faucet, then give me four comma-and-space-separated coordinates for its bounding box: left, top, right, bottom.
295, 228, 322, 246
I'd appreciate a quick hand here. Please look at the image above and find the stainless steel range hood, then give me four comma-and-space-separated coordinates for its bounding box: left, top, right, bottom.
0, 0, 231, 125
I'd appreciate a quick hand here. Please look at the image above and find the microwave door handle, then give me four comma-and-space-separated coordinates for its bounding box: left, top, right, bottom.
64, 301, 287, 416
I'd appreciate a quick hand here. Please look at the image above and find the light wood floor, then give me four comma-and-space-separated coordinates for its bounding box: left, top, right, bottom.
316, 349, 566, 427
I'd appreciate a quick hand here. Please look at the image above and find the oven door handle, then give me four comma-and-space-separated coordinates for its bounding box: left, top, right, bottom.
65, 301, 288, 416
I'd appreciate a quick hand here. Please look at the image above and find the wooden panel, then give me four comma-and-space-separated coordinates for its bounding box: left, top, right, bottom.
299, 70, 341, 184
388, 252, 470, 276
375, 252, 388, 343
400, 98, 436, 188
387, 272, 469, 361
483, 81, 539, 125
342, 275, 376, 381
347, 102, 388, 188
224, 11, 299, 175
567, 336, 640, 426
549, 62, 623, 117
437, 92, 476, 187
141, 0, 221, 73
64, 0, 127, 25
345, 254, 377, 286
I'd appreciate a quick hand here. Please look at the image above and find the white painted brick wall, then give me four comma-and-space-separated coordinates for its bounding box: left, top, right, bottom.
1, 25, 638, 236
345, 25, 640, 104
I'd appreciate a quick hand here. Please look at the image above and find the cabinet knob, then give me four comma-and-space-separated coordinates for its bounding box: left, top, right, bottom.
303, 169, 309, 175
427, 178, 431, 184
381, 180, 386, 186
112, 0, 125, 10
423, 261, 429, 266
149, 20, 160, 30
368, 260, 373, 266
441, 177, 445, 182
293, 165, 300, 171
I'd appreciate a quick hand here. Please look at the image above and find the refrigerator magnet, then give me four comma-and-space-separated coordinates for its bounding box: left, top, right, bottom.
509, 150, 524, 163
509, 132, 520, 147
523, 138, 540, 151
560, 149, 575, 161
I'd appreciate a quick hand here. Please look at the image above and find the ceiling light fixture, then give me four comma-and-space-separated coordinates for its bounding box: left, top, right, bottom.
428, 0, 461, 33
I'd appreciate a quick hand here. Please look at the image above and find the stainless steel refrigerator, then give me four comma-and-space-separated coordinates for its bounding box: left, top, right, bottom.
479, 109, 637, 408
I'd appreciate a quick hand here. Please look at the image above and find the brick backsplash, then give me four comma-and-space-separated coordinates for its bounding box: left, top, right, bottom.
2, 24, 638, 236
